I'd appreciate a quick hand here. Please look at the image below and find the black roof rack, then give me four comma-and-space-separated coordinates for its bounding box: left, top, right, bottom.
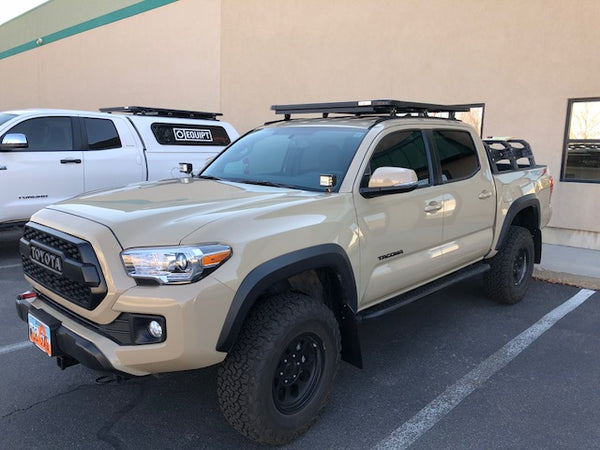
99, 106, 222, 120
271, 99, 471, 120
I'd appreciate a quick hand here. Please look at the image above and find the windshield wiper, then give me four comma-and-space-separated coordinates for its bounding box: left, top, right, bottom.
239, 180, 298, 189
198, 175, 222, 180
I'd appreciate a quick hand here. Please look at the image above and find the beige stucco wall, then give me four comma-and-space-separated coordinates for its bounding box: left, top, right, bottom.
0, 0, 221, 112
1, 0, 599, 248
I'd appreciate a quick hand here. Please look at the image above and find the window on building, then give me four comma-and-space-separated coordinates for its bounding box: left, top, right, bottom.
433, 130, 480, 182
84, 118, 121, 150
3, 117, 73, 151
561, 98, 600, 183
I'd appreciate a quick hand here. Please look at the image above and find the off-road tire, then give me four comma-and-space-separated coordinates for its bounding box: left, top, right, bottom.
484, 225, 534, 304
217, 292, 341, 446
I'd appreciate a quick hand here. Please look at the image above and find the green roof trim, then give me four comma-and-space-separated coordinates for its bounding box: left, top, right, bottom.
0, 0, 178, 60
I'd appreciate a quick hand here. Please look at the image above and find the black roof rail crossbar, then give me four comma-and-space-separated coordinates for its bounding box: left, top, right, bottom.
100, 106, 222, 120
483, 138, 537, 172
271, 99, 471, 119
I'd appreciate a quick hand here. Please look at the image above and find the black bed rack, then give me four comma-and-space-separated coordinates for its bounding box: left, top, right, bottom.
100, 106, 222, 120
483, 138, 537, 172
271, 99, 471, 120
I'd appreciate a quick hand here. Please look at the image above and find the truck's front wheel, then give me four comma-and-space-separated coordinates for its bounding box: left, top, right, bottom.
484, 225, 534, 304
217, 292, 341, 446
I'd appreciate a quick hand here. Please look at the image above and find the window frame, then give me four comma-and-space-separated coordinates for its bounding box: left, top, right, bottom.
1, 116, 77, 152
560, 97, 600, 184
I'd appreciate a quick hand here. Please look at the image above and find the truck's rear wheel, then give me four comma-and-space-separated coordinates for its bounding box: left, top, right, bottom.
217, 292, 341, 446
484, 225, 534, 304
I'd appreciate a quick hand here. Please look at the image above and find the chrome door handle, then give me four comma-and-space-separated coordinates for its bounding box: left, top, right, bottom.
478, 190, 492, 199
424, 201, 442, 213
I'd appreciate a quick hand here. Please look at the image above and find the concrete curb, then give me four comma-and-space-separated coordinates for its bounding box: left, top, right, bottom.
533, 268, 600, 291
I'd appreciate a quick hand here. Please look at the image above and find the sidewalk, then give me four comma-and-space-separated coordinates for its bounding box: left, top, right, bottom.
534, 243, 600, 290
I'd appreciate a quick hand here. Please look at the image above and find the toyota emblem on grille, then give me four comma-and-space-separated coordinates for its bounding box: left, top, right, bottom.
30, 244, 63, 274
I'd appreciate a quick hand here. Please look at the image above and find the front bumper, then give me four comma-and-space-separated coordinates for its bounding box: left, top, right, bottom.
16, 295, 117, 373
16, 275, 235, 376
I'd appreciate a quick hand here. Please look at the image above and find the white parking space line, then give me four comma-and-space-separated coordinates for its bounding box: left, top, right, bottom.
0, 340, 31, 355
375, 288, 597, 450
0, 263, 21, 269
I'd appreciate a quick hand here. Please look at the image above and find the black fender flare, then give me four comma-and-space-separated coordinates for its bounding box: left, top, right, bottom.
495, 194, 542, 263
216, 244, 361, 365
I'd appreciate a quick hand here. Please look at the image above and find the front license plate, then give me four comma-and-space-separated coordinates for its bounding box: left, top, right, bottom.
28, 313, 52, 356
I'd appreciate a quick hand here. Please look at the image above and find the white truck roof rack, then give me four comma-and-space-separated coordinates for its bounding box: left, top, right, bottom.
100, 106, 221, 120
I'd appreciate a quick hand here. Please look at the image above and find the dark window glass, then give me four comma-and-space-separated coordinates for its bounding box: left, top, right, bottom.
561, 98, 600, 183
151, 123, 231, 146
85, 118, 121, 150
433, 130, 479, 182
365, 130, 430, 187
4, 117, 73, 151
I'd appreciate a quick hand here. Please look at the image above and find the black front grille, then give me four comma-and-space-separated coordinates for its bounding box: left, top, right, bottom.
23, 226, 82, 262
20, 223, 107, 310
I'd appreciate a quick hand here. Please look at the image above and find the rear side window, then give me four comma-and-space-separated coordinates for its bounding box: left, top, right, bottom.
433, 130, 479, 182
84, 118, 121, 150
4, 117, 73, 151
151, 123, 231, 146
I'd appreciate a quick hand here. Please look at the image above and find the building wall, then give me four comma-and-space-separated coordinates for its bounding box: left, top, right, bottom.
0, 0, 222, 113
1, 0, 599, 248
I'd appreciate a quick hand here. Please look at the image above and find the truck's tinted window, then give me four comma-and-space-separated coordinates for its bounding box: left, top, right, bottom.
433, 130, 479, 182
151, 123, 231, 146
4, 117, 73, 151
85, 118, 121, 150
366, 130, 430, 186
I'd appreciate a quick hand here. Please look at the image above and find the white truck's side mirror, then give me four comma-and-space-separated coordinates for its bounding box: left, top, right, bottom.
0, 133, 28, 151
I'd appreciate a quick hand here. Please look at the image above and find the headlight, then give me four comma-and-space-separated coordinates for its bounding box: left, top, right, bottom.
121, 244, 232, 285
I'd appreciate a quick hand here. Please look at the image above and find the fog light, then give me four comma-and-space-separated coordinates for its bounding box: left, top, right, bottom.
148, 320, 163, 339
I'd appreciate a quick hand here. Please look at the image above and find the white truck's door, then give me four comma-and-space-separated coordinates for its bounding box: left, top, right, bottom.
81, 115, 145, 191
0, 116, 83, 223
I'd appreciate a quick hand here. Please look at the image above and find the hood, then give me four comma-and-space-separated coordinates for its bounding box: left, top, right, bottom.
46, 178, 324, 248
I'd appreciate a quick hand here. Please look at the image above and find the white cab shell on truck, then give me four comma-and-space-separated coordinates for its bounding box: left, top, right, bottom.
0, 106, 239, 226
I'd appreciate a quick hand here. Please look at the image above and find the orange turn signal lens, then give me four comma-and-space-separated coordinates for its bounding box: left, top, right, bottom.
202, 249, 232, 268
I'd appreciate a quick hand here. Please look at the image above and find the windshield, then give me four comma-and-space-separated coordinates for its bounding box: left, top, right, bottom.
201, 126, 367, 192
0, 113, 17, 128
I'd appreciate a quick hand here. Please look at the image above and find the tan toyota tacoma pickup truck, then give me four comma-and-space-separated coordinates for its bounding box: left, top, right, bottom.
16, 100, 552, 445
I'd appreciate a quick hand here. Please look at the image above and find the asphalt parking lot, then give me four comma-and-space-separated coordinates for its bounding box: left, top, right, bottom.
1, 227, 599, 449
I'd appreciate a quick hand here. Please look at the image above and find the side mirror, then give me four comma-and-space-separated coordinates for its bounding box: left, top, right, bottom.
179, 162, 193, 175
0, 133, 28, 151
360, 167, 419, 198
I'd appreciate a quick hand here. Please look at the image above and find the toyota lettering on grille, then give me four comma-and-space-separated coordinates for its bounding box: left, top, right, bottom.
30, 244, 63, 275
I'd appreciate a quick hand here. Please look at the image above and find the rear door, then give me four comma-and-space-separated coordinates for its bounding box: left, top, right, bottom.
428, 128, 496, 271
80, 115, 145, 192
0, 116, 82, 222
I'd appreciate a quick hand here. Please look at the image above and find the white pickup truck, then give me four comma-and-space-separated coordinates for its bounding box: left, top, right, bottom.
0, 106, 239, 227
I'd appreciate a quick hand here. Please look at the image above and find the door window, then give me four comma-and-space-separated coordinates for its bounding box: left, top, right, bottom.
84, 118, 121, 150
4, 117, 73, 151
365, 130, 430, 187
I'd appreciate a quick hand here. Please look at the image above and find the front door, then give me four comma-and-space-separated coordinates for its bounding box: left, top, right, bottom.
0, 116, 83, 223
